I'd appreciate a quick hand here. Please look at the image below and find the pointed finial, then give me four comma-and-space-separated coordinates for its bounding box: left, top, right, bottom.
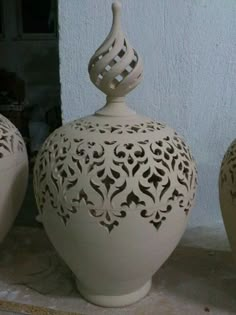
112, 1, 122, 27
88, 1, 143, 99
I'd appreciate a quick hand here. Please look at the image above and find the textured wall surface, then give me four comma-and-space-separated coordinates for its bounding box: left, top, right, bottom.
58, 0, 236, 228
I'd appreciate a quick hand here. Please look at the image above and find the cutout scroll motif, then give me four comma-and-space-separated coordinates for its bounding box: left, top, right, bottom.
0, 114, 25, 158
34, 120, 197, 233
72, 120, 166, 134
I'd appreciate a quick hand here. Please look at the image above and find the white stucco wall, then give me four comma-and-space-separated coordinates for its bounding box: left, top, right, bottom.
58, 0, 236, 228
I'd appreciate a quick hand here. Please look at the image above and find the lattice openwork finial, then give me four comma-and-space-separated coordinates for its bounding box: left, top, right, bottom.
88, 1, 143, 98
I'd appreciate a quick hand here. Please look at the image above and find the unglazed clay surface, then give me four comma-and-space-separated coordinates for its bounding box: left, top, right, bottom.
0, 114, 28, 242
219, 140, 236, 258
34, 117, 196, 233
88, 1, 143, 98
33, 1, 197, 307
34, 114, 197, 307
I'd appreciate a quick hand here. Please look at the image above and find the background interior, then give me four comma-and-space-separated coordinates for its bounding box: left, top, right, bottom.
0, 1, 235, 313
1, 0, 236, 230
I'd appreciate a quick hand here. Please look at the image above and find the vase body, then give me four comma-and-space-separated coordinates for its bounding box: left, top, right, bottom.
34, 113, 197, 306
219, 140, 236, 258
0, 114, 28, 242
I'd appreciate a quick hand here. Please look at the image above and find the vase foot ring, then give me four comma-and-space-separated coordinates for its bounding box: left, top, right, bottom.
76, 279, 152, 307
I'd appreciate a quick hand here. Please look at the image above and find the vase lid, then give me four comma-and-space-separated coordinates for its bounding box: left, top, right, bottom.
88, 1, 143, 117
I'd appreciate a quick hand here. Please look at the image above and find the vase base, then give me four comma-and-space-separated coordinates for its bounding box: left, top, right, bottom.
76, 279, 152, 307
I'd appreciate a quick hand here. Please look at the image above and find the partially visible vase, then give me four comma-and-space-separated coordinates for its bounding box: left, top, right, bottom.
0, 114, 28, 241
219, 140, 236, 257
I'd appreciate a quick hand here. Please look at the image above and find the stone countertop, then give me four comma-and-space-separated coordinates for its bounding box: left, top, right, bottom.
0, 225, 235, 315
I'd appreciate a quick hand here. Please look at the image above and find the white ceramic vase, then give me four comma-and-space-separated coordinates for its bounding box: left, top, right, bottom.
219, 140, 236, 258
0, 114, 28, 242
33, 2, 197, 307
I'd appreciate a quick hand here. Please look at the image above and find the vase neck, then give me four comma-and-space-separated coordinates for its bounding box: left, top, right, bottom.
95, 96, 136, 117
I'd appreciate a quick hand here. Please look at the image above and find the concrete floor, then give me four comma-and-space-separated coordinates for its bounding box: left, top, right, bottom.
0, 225, 235, 315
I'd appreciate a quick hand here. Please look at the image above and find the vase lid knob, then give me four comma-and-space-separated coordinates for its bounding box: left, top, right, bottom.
88, 1, 143, 101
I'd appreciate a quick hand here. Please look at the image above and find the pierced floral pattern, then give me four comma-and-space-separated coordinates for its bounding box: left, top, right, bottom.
34, 120, 197, 233
71, 120, 166, 134
0, 114, 25, 159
